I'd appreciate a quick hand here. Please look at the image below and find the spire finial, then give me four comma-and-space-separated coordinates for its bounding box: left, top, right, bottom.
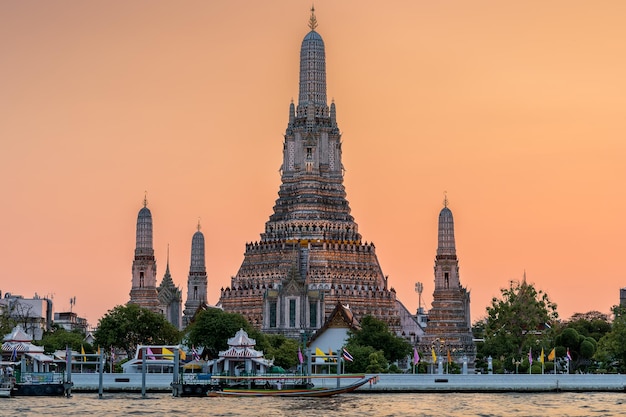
143, 191, 148, 208
197, 217, 201, 232
308, 5, 318, 31
443, 191, 448, 208
167, 243, 170, 266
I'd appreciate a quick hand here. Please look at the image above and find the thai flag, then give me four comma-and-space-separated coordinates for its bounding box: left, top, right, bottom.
342, 348, 354, 362
298, 347, 304, 364
192, 345, 200, 361
566, 348, 572, 361
10, 346, 17, 362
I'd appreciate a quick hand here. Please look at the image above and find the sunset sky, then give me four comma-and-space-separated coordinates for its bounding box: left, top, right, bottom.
1, 1, 624, 328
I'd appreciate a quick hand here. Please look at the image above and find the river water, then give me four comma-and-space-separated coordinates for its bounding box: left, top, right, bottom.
5, 392, 625, 417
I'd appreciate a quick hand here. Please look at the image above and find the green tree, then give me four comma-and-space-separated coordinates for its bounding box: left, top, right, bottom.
264, 334, 299, 371
0, 308, 16, 337
347, 315, 411, 363
563, 311, 611, 342
596, 305, 626, 372
482, 279, 558, 360
365, 351, 387, 373
343, 345, 379, 373
185, 308, 260, 359
93, 304, 181, 358
37, 328, 88, 354
555, 322, 603, 372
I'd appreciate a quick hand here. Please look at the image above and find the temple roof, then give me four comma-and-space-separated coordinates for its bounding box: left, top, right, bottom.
308, 302, 361, 346
227, 328, 256, 347
437, 204, 456, 256
303, 30, 323, 41
3, 325, 32, 342
219, 346, 264, 359
135, 199, 154, 252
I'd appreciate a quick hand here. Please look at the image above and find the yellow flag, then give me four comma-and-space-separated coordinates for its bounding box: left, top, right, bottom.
179, 349, 187, 361
547, 348, 555, 361
315, 347, 326, 359
447, 350, 452, 364
540, 348, 545, 364
431, 348, 437, 362
81, 345, 86, 362
162, 347, 174, 359
97, 346, 101, 356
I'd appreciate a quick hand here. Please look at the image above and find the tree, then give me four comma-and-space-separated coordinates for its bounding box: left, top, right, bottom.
482, 279, 558, 360
365, 351, 387, 373
346, 315, 411, 370
596, 305, 626, 373
93, 304, 181, 358
343, 345, 380, 373
264, 335, 299, 370
0, 307, 16, 337
185, 308, 260, 359
37, 328, 88, 354
2, 298, 38, 336
554, 327, 598, 372
563, 311, 611, 342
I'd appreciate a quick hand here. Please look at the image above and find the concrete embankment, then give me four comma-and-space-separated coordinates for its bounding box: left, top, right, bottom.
68, 373, 626, 393
70, 374, 174, 393
352, 374, 626, 393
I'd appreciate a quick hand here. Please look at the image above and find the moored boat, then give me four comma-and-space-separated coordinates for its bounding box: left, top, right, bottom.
205, 374, 376, 397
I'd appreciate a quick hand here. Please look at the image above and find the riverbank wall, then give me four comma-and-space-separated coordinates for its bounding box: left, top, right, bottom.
356, 374, 626, 393
68, 373, 626, 393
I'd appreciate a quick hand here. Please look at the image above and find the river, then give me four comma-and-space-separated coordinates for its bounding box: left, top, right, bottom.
5, 392, 625, 417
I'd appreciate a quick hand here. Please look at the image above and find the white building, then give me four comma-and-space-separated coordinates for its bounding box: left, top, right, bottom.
0, 292, 53, 341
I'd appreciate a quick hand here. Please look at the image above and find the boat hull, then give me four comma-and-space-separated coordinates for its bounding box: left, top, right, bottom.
12, 383, 67, 396
206, 376, 375, 397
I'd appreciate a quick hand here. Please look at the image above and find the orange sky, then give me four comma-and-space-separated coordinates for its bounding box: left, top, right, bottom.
1, 1, 625, 328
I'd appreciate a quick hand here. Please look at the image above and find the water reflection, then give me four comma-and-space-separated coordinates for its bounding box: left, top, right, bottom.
6, 392, 625, 417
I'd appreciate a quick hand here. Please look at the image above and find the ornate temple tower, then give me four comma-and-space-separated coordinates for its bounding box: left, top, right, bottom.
182, 222, 208, 327
157, 247, 183, 329
418, 197, 476, 370
219, 8, 401, 338
129, 198, 161, 312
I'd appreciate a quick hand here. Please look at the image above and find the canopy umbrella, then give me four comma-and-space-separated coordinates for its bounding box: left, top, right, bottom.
183, 359, 206, 372
267, 366, 286, 374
